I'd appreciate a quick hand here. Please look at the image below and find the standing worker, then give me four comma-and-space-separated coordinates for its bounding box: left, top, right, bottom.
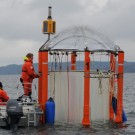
0, 81, 9, 102
20, 53, 41, 96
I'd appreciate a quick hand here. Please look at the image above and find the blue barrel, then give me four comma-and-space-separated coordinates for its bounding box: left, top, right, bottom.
112, 96, 127, 122
122, 109, 127, 122
112, 96, 117, 114
45, 97, 55, 124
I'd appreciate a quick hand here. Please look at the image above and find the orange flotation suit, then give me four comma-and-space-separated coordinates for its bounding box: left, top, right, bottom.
0, 88, 9, 102
20, 59, 38, 96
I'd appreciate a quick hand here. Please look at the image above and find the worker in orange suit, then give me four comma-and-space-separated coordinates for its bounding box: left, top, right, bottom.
20, 53, 41, 96
0, 81, 9, 102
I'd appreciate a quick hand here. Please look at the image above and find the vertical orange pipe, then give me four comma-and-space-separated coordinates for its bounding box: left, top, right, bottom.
115, 51, 124, 123
38, 51, 43, 104
41, 51, 48, 110
38, 51, 48, 123
71, 52, 76, 70
82, 51, 90, 126
109, 53, 116, 120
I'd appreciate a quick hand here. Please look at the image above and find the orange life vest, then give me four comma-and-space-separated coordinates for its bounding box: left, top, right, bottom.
0, 89, 9, 102
21, 59, 38, 82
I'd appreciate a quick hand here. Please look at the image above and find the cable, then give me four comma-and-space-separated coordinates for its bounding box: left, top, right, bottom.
59, 51, 64, 70
66, 52, 70, 123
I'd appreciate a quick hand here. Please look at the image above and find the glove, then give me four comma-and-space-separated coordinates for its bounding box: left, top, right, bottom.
36, 72, 42, 78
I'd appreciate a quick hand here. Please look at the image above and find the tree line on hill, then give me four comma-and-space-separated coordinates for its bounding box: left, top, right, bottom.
0, 61, 134, 75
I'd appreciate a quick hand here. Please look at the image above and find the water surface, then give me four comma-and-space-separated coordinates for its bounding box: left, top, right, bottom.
0, 74, 134, 135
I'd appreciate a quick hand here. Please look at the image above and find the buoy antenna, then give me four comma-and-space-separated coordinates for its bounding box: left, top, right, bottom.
48, 6, 52, 20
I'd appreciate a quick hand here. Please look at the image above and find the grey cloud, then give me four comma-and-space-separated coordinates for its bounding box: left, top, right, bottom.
87, 0, 135, 40
0, 0, 134, 65
1, 0, 135, 41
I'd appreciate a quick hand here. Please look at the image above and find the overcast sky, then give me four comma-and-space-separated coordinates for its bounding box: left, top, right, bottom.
0, 0, 135, 66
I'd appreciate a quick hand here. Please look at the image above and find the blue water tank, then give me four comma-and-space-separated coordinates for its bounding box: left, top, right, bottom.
122, 109, 127, 122
112, 96, 127, 122
45, 97, 55, 124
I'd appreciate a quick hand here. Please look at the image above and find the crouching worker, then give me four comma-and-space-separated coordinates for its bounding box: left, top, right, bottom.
0, 81, 9, 103
20, 53, 41, 97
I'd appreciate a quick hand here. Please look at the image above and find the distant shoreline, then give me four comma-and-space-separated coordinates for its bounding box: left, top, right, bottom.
0, 61, 135, 75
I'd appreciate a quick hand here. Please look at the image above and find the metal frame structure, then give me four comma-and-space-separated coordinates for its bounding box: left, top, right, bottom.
38, 47, 124, 125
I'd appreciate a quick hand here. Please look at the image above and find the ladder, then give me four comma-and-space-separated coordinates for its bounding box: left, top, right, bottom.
27, 110, 37, 127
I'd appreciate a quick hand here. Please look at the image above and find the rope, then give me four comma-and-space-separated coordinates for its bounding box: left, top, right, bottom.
51, 53, 55, 71
66, 52, 70, 123
97, 70, 115, 95
59, 52, 64, 70
97, 70, 103, 94
51, 52, 60, 99
58, 66, 62, 121
49, 51, 53, 71
52, 53, 57, 99
102, 87, 105, 123
109, 54, 117, 97
108, 71, 115, 94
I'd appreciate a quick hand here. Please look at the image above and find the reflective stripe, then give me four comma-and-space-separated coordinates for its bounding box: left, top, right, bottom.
118, 64, 124, 66
22, 82, 32, 84
43, 62, 48, 65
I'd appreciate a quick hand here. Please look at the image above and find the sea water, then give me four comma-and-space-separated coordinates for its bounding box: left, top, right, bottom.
0, 73, 135, 135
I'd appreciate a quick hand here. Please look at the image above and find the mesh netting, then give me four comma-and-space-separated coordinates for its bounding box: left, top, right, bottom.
43, 26, 120, 52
